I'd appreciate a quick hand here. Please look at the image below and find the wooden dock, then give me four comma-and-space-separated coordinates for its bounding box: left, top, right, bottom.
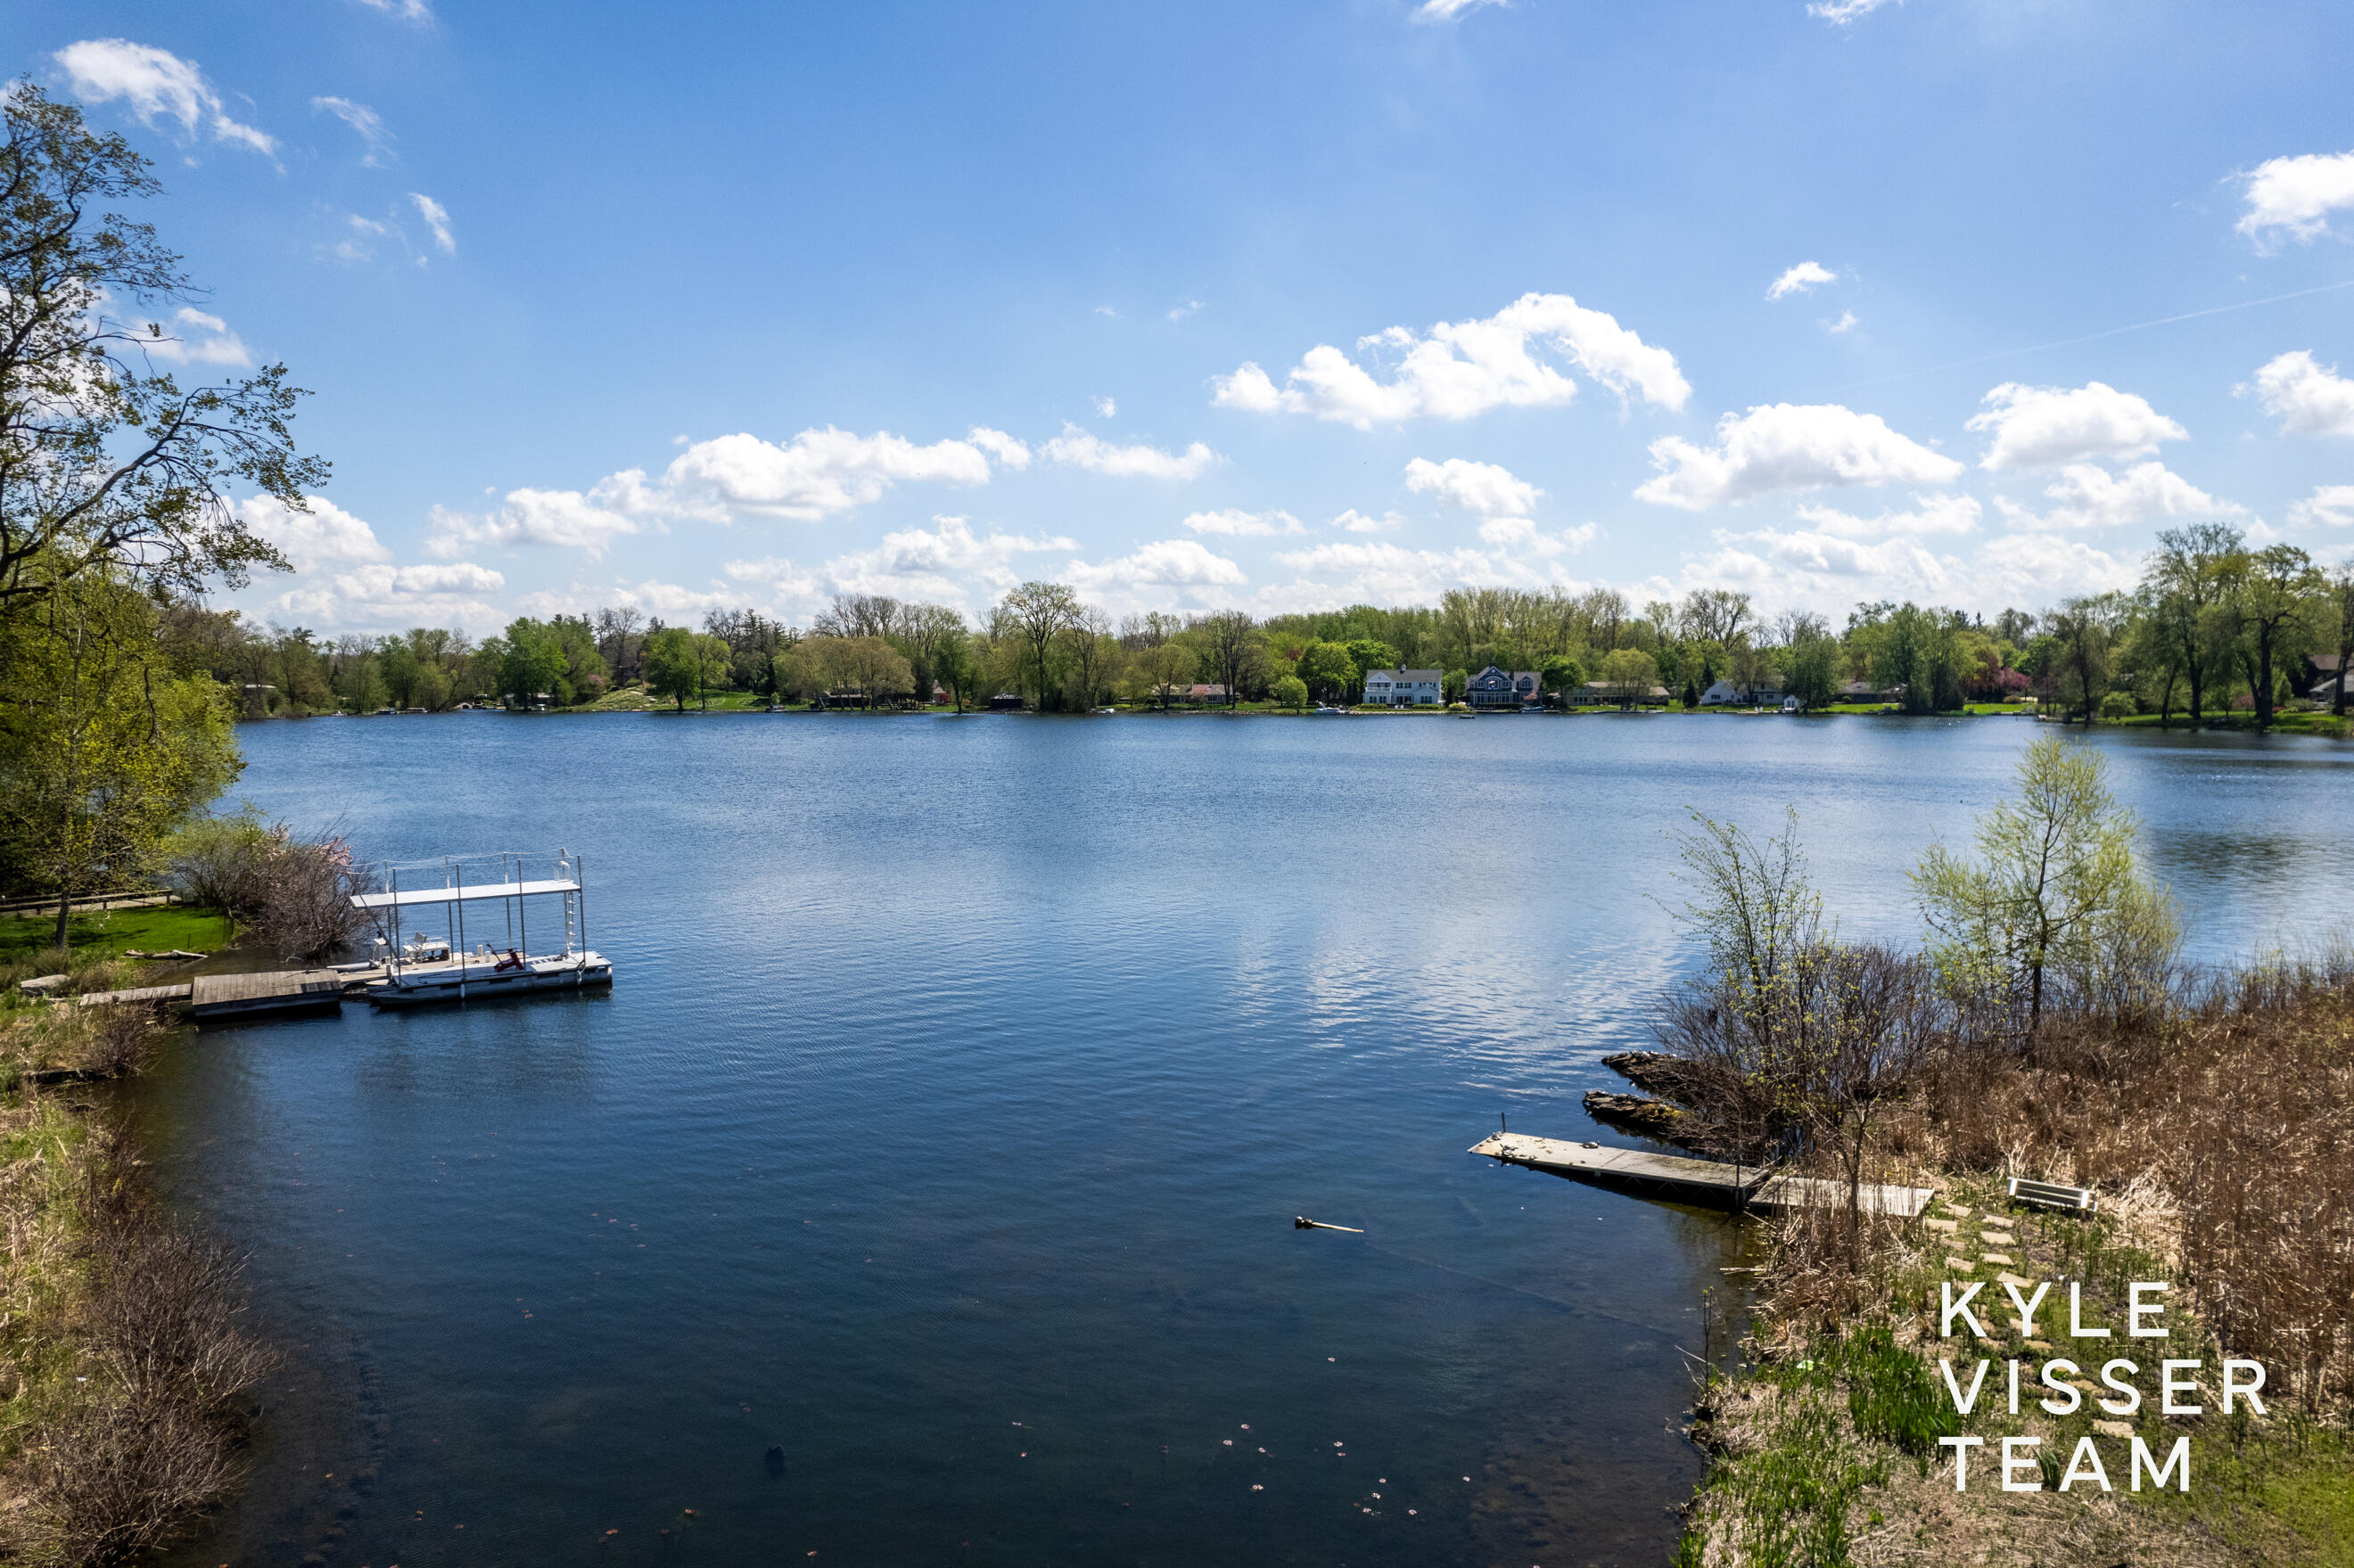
1469, 1131, 1936, 1218
72, 982, 194, 1008
186, 969, 358, 1021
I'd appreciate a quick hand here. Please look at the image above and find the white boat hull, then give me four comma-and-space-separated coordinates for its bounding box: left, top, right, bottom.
364, 951, 613, 1006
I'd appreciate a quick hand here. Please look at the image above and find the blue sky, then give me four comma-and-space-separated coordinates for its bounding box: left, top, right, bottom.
12, 0, 2354, 634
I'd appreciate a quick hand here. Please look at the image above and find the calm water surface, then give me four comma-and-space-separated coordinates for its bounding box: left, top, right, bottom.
134, 713, 2354, 1567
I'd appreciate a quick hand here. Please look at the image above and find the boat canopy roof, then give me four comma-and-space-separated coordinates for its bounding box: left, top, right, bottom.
350, 877, 580, 910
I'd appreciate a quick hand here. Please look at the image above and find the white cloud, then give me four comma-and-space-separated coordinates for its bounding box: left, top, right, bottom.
1413, 0, 1507, 21
409, 193, 456, 255
235, 495, 391, 572
1093, 305, 1119, 318
2247, 350, 2354, 437
1266, 539, 1519, 607
1181, 508, 1305, 537
1807, 0, 1897, 23
354, 0, 435, 22
1331, 509, 1403, 533
1166, 300, 1203, 322
425, 475, 652, 560
275, 561, 506, 633
712, 517, 1082, 622
1476, 516, 1597, 556
964, 426, 1032, 469
1092, 396, 1116, 418
1791, 493, 1981, 538
1679, 523, 2136, 617
54, 39, 275, 156
1767, 261, 1837, 300
2236, 151, 2354, 248
126, 306, 251, 366
1060, 538, 1248, 609
2289, 484, 2354, 530
1823, 311, 1860, 334
1967, 381, 2187, 471
1974, 533, 2139, 601
1635, 403, 1962, 510
1040, 423, 1218, 480
313, 96, 391, 163
1996, 461, 2238, 531
1403, 456, 1543, 520
663, 427, 1000, 520
1213, 291, 1689, 427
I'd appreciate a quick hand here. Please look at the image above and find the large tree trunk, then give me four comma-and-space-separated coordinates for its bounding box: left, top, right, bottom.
54, 886, 71, 953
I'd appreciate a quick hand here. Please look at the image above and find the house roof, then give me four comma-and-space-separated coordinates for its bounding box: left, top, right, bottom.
1364, 669, 1442, 681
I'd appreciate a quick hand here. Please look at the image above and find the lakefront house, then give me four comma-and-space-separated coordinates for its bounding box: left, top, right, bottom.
1465, 664, 1543, 710
1362, 668, 1443, 706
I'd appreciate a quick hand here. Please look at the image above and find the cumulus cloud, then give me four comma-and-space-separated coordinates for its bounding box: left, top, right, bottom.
1213, 291, 1689, 427
1807, 0, 1897, 22
1330, 509, 1404, 533
1475, 517, 1598, 555
425, 474, 654, 560
313, 96, 391, 163
1060, 538, 1247, 609
2236, 151, 2354, 248
663, 427, 1000, 520
1823, 311, 1860, 334
2287, 484, 2354, 530
409, 193, 456, 255
964, 426, 1032, 469
2246, 350, 2354, 437
1265, 539, 1519, 609
1181, 508, 1305, 537
54, 40, 275, 156
354, 0, 436, 21
235, 495, 391, 572
1966, 381, 2188, 471
1413, 0, 1508, 20
811, 514, 1074, 605
1040, 424, 1218, 480
1790, 493, 1981, 538
275, 561, 506, 632
1166, 300, 1203, 322
1996, 462, 2238, 531
1403, 456, 1542, 520
1768, 261, 1837, 300
1092, 396, 1116, 418
125, 306, 251, 366
1680, 524, 2136, 616
1634, 403, 1962, 510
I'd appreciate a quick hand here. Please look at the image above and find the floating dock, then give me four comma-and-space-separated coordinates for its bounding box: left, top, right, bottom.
1469, 1131, 1936, 1218
70, 968, 384, 1020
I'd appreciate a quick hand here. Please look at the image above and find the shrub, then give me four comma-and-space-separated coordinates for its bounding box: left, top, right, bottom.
1272, 675, 1308, 710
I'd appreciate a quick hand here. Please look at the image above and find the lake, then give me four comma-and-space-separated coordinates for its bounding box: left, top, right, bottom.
134, 712, 2354, 1567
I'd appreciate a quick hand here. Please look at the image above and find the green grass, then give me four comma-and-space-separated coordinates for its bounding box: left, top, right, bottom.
0, 903, 233, 966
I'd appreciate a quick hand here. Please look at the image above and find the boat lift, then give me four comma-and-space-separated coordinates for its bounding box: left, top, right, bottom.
348, 849, 613, 1006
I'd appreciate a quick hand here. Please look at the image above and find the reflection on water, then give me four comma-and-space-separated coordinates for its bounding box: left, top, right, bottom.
128, 714, 2350, 1566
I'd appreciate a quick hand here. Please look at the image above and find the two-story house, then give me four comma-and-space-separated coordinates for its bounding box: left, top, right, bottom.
1362, 668, 1443, 706
1465, 664, 1543, 710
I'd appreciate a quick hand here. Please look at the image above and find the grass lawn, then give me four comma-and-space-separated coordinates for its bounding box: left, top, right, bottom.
0, 902, 234, 965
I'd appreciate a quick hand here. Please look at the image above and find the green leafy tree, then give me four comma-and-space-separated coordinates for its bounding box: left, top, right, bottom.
996, 581, 1082, 710
498, 619, 568, 705
1294, 639, 1357, 702
933, 623, 976, 712
1782, 631, 1838, 712
1913, 735, 2176, 1041
0, 572, 242, 947
1271, 674, 1309, 710
1345, 637, 1401, 684
0, 86, 323, 625
2138, 523, 2242, 723
1539, 653, 1586, 708
2229, 544, 2325, 730
1598, 647, 1656, 708
641, 626, 702, 711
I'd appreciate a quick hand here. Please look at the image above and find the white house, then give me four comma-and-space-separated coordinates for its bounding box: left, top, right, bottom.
1362, 668, 1442, 706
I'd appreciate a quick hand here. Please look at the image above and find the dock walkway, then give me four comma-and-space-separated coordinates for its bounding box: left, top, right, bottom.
1469, 1131, 1935, 1218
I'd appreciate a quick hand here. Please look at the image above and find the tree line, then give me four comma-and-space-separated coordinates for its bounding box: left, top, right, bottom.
181, 533, 2354, 727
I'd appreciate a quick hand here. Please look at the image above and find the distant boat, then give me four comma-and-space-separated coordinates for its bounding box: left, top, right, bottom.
1312, 704, 1348, 715
350, 849, 612, 1006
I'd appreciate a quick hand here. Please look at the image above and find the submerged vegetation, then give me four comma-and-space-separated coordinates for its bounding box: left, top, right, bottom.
1650, 738, 2354, 1564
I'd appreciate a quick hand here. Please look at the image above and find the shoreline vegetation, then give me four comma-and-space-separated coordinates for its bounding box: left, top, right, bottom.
1615, 739, 2354, 1566
0, 915, 270, 1565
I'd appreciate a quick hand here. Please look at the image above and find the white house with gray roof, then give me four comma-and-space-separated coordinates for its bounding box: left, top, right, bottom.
1361, 668, 1442, 706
